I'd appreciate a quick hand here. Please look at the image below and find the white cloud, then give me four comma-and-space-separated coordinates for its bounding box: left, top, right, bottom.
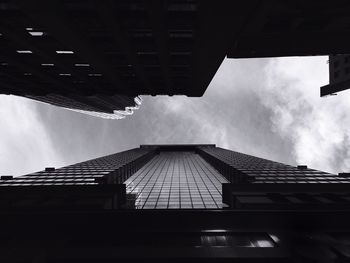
262, 56, 350, 173
0, 95, 63, 176
2, 56, 350, 176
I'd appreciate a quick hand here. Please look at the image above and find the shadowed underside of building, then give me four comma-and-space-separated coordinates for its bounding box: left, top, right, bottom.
1, 1, 350, 115
1, 144, 350, 262
321, 54, 350, 97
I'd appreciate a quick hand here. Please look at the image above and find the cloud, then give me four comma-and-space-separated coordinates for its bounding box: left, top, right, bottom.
262, 56, 350, 173
138, 58, 296, 165
1, 56, 349, 176
0, 95, 64, 176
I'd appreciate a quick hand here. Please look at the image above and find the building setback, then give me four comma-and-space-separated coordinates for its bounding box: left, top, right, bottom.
1, 144, 350, 262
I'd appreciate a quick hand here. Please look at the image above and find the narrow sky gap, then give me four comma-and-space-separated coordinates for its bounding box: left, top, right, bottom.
2, 56, 349, 176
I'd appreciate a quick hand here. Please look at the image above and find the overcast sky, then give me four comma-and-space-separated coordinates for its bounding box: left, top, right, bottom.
1, 56, 350, 176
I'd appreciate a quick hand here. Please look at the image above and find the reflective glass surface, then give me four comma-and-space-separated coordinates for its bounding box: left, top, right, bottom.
125, 151, 228, 209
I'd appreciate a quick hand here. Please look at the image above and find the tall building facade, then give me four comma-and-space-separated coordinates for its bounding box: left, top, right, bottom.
1, 144, 350, 262
2, 1, 350, 117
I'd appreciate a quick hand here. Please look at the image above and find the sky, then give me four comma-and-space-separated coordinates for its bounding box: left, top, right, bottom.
1, 56, 350, 176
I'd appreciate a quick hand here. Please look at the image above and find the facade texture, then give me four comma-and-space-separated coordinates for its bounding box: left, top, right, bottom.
125, 151, 228, 209
1, 1, 350, 116
1, 144, 350, 262
27, 94, 142, 119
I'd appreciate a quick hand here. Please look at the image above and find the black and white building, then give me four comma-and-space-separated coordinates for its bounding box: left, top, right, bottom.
2, 1, 350, 116
1, 144, 350, 262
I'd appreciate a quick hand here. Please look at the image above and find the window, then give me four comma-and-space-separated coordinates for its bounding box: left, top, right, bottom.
334, 60, 340, 68
334, 71, 340, 79
345, 56, 350, 63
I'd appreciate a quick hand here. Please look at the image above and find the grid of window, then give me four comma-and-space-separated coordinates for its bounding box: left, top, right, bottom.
0, 0, 202, 117
0, 148, 154, 186
198, 146, 350, 184
125, 151, 228, 209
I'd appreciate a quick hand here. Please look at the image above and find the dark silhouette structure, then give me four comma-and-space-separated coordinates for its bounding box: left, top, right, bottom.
1, 1, 350, 115
321, 55, 350, 96
1, 144, 350, 262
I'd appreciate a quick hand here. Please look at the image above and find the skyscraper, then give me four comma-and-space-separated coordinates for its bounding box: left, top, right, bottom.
1, 144, 350, 262
2, 1, 350, 117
